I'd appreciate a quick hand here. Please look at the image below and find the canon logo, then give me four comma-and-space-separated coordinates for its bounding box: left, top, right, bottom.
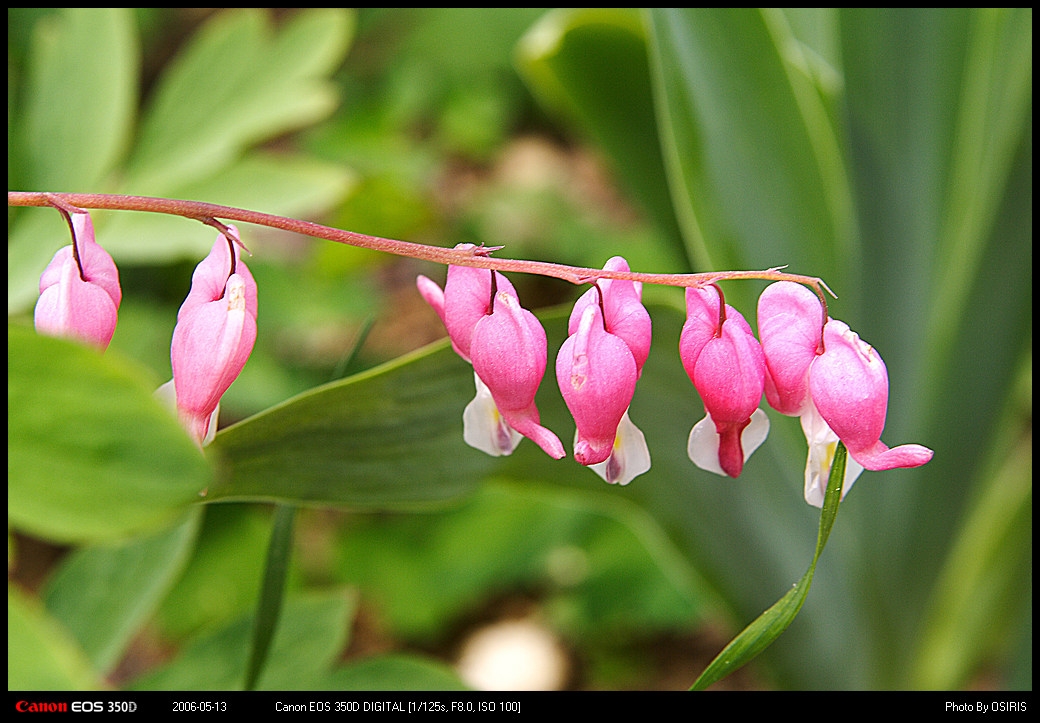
15, 700, 68, 713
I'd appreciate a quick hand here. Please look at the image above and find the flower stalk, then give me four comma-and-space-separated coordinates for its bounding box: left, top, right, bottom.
8, 191, 833, 299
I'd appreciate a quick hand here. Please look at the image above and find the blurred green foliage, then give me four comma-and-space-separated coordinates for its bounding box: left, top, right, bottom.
8, 8, 1031, 691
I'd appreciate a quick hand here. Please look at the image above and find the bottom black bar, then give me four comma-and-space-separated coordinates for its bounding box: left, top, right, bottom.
6, 690, 1032, 716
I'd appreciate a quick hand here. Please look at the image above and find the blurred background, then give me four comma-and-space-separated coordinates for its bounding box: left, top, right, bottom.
8, 9, 1031, 690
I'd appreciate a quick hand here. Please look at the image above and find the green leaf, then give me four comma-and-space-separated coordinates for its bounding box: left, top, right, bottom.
837, 8, 1033, 687
647, 8, 854, 290
8, 9, 356, 313
8, 7, 138, 314
917, 8, 1030, 417
8, 583, 103, 691
16, 7, 137, 192
911, 363, 1033, 689
41, 511, 202, 675
516, 9, 687, 260
131, 588, 356, 690
154, 505, 275, 640
206, 341, 491, 508
126, 8, 354, 192
98, 152, 357, 263
691, 443, 847, 690
7, 325, 213, 543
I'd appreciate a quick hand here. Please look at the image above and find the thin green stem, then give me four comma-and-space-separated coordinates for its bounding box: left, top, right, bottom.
9, 191, 835, 297
689, 443, 847, 690
244, 503, 297, 691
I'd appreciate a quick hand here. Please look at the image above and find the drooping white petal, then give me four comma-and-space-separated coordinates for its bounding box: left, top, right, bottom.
586, 410, 651, 486
800, 405, 864, 507
463, 372, 522, 457
687, 409, 770, 477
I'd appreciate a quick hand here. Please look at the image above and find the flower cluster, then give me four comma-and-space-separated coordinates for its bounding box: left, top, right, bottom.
756, 282, 933, 505
419, 259, 933, 505
34, 209, 931, 503
34, 210, 257, 448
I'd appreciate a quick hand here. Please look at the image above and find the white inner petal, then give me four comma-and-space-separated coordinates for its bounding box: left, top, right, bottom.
463, 372, 522, 457
588, 410, 651, 486
687, 409, 770, 477
801, 405, 864, 507
742, 409, 770, 460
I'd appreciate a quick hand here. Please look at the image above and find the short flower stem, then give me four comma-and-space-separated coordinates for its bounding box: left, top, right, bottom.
711, 283, 726, 333
9, 191, 835, 302
56, 206, 87, 282
43, 195, 89, 282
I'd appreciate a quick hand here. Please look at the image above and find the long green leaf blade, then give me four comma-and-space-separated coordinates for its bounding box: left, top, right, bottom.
647, 8, 854, 290
516, 8, 686, 259
244, 504, 297, 690
691, 443, 847, 690
206, 341, 490, 508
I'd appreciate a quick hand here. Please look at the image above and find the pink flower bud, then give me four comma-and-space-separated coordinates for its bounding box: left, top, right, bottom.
170, 228, 257, 445
557, 257, 653, 485
34, 212, 121, 350
557, 304, 638, 465
810, 320, 934, 471
757, 281, 821, 415
418, 258, 560, 459
417, 244, 516, 362
568, 257, 652, 375
677, 287, 720, 366
470, 291, 565, 459
680, 286, 768, 478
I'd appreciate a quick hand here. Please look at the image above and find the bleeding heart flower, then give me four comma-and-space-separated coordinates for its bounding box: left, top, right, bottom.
469, 290, 565, 459
557, 304, 637, 465
680, 286, 769, 478
758, 281, 932, 506
556, 257, 652, 485
418, 256, 563, 459
168, 227, 257, 446
417, 245, 517, 362
567, 257, 652, 375
34, 211, 121, 350
758, 281, 862, 504
810, 319, 934, 471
